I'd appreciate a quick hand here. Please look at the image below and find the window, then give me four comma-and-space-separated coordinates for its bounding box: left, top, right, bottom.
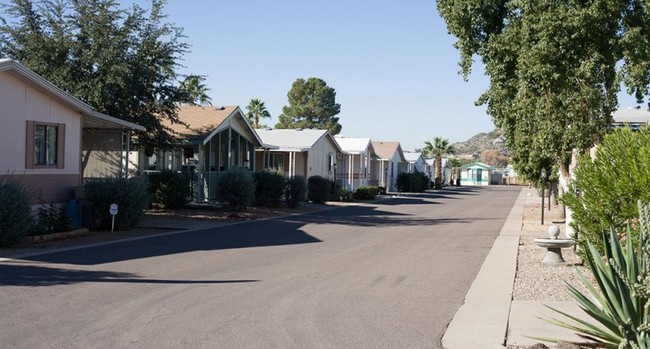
26, 121, 65, 169
328, 154, 334, 172
35, 124, 58, 165
271, 153, 284, 170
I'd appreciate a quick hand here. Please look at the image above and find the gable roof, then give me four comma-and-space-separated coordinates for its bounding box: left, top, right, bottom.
256, 129, 342, 153
165, 105, 263, 146
403, 151, 424, 163
0, 59, 144, 131
371, 141, 406, 162
334, 136, 372, 154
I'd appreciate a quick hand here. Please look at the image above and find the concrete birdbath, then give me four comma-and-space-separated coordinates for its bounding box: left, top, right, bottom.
533, 224, 575, 265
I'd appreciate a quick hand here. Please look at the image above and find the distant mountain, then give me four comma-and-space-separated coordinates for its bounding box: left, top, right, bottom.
452, 129, 504, 159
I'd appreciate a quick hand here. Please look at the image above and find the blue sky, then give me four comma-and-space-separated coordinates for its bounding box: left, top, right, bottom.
3, 1, 643, 151
157, 0, 495, 151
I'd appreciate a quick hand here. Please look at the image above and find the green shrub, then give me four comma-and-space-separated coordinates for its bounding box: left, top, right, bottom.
285, 176, 306, 208
353, 186, 379, 200
217, 168, 254, 211
396, 172, 429, 192
0, 177, 34, 246
253, 170, 285, 207
561, 126, 650, 254
328, 180, 340, 201
378, 186, 387, 195
147, 170, 190, 210
544, 201, 650, 348
308, 175, 329, 204
84, 177, 150, 230
33, 201, 71, 235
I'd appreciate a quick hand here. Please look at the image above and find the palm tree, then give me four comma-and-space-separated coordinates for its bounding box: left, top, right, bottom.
180, 75, 212, 106
246, 99, 271, 128
423, 137, 455, 189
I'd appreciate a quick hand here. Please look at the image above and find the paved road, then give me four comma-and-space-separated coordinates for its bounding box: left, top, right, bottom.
0, 186, 520, 349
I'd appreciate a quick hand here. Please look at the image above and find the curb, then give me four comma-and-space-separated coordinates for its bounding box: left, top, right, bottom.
24, 228, 90, 243
442, 187, 526, 348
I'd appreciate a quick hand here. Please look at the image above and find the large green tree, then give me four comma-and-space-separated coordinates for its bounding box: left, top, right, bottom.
423, 137, 455, 189
0, 0, 194, 149
246, 98, 271, 128
275, 77, 342, 135
437, 1, 650, 184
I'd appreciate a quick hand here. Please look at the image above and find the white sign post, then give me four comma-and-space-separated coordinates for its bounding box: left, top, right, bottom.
109, 203, 118, 232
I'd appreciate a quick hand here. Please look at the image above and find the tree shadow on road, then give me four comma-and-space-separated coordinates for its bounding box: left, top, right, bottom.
0, 263, 260, 287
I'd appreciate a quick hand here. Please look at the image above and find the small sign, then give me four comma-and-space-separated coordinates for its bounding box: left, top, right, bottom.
109, 203, 118, 216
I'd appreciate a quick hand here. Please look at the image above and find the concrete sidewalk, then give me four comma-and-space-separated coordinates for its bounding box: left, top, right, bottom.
442, 187, 585, 348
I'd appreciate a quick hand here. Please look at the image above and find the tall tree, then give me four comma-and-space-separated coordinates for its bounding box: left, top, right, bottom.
275, 77, 342, 135
423, 137, 455, 189
480, 148, 509, 168
437, 1, 650, 187
179, 74, 212, 106
246, 99, 271, 128
0, 0, 191, 149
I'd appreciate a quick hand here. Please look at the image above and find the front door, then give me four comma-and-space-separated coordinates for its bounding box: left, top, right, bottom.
476, 169, 482, 184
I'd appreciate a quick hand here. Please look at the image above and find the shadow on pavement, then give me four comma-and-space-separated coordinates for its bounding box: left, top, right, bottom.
16, 220, 321, 266
0, 264, 259, 287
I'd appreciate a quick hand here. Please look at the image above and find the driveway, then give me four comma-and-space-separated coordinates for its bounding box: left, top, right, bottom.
0, 186, 521, 348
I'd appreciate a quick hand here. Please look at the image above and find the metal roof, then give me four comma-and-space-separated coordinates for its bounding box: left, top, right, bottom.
255, 129, 342, 152
333, 136, 371, 154
612, 108, 650, 126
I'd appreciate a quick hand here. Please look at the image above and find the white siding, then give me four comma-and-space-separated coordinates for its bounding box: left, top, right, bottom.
0, 72, 81, 175
307, 136, 338, 179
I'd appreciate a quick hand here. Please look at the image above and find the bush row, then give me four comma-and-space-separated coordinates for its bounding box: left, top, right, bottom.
0, 169, 383, 246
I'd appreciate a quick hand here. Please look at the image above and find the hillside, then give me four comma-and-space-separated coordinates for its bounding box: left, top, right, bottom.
452, 129, 504, 158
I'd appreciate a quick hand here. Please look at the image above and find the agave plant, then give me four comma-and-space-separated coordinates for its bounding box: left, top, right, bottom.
543, 201, 650, 348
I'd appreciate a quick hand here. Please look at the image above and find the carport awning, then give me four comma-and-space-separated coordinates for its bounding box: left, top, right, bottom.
82, 111, 145, 131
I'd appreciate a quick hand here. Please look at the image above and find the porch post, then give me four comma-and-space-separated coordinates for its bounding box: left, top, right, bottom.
348, 154, 353, 190
125, 129, 131, 178
227, 128, 232, 170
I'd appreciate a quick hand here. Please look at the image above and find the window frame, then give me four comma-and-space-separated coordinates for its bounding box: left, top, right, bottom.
26, 121, 65, 169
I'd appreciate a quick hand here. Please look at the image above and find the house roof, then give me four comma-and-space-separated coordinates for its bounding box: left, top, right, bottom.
403, 151, 424, 163
255, 129, 342, 153
0, 59, 144, 131
165, 105, 263, 147
371, 141, 406, 162
461, 161, 494, 170
334, 136, 372, 154
613, 108, 650, 127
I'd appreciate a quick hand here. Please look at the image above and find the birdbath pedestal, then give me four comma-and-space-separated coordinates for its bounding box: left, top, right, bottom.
532, 224, 575, 265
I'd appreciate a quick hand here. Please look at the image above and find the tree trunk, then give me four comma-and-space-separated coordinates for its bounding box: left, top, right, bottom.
557, 151, 577, 238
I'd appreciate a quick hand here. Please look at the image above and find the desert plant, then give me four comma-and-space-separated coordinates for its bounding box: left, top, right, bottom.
308, 175, 329, 204
353, 186, 379, 200
217, 168, 254, 211
0, 177, 34, 246
253, 170, 285, 207
561, 126, 650, 255
84, 177, 150, 230
147, 170, 190, 209
285, 176, 306, 208
544, 201, 650, 348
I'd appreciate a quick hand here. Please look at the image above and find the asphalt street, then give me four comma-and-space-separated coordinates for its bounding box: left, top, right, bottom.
0, 186, 520, 349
